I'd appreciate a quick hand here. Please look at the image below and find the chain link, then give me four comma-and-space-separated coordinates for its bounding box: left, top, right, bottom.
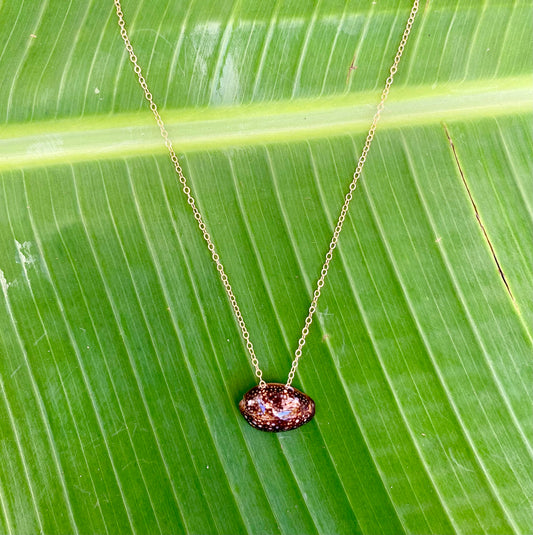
113, 0, 419, 389
113, 0, 268, 386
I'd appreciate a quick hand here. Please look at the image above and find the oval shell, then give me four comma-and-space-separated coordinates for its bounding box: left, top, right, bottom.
239, 383, 315, 432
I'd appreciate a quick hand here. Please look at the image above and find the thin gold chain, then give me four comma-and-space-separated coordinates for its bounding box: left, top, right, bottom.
287, 1, 419, 386
113, 0, 419, 389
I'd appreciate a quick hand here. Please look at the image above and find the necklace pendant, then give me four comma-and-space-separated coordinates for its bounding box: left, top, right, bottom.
239, 383, 315, 432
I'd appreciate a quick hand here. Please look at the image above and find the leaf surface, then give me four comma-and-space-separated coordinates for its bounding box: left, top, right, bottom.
0, 1, 531, 534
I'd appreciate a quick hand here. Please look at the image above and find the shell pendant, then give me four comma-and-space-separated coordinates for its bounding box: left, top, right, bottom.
239, 383, 315, 432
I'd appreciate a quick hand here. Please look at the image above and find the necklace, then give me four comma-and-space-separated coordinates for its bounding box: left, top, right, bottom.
113, 0, 419, 432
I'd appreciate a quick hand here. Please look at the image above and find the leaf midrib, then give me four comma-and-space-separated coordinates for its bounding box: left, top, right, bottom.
0, 76, 530, 171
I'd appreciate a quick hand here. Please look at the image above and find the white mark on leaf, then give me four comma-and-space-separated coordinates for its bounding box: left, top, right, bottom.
189, 22, 221, 79
26, 135, 64, 158
213, 54, 240, 105
10, 365, 22, 378
318, 306, 334, 318
15, 240, 44, 276
448, 448, 474, 473
0, 269, 14, 294
33, 332, 46, 346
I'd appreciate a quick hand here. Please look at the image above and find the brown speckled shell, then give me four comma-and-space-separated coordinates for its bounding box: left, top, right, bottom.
239, 383, 315, 432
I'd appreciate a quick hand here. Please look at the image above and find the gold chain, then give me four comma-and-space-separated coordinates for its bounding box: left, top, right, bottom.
287, 1, 419, 386
113, 0, 419, 389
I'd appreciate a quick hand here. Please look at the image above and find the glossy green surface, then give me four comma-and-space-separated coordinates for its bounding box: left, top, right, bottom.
0, 1, 531, 534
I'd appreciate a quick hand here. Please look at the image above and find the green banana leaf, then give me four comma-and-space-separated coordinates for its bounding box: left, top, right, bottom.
0, 0, 531, 533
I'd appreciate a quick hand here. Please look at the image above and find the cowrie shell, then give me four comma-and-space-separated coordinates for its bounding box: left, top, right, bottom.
239, 383, 315, 432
